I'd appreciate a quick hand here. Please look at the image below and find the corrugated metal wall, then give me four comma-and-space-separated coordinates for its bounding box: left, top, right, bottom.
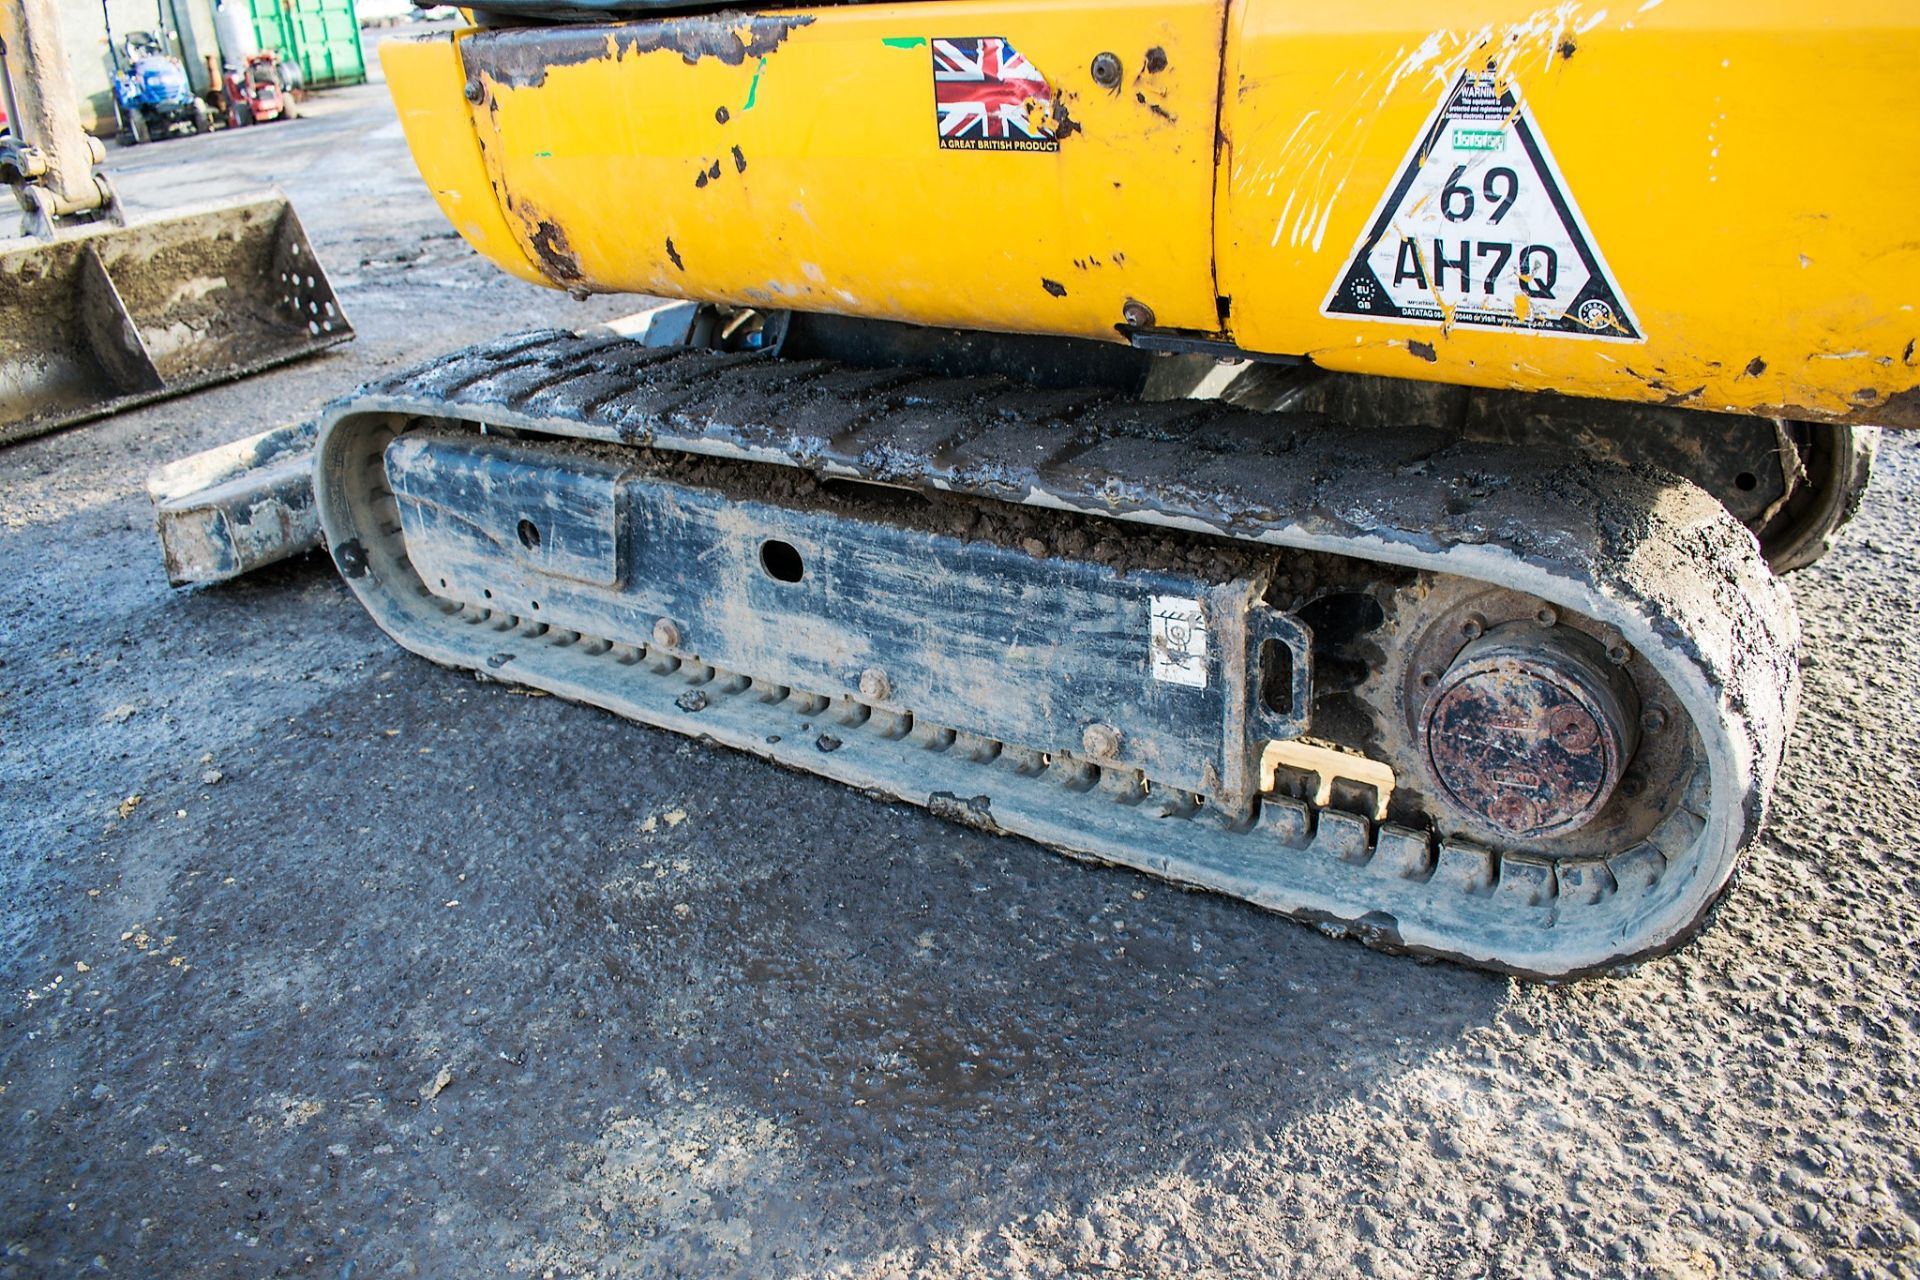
246, 0, 367, 88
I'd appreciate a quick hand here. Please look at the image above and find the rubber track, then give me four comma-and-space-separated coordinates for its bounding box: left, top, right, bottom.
316, 330, 1800, 977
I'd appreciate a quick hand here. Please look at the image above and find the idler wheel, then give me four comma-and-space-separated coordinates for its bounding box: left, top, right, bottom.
1419, 623, 1640, 839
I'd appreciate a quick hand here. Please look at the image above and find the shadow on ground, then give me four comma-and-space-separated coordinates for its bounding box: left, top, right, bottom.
2, 582, 1506, 1273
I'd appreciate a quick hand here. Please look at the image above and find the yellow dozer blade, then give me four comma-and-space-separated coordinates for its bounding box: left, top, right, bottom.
0, 193, 352, 447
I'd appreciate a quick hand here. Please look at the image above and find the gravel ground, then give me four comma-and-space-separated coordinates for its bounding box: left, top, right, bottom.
3, 44, 1917, 1280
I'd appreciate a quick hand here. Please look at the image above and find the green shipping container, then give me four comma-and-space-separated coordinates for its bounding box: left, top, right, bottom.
248, 0, 367, 89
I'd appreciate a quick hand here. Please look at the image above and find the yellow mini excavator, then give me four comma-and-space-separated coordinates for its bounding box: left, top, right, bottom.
313, 1, 1918, 976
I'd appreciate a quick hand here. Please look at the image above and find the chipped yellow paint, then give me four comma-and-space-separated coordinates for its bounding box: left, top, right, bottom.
438, 0, 1229, 337
1216, 0, 1920, 423
380, 34, 548, 287
385, 0, 1920, 425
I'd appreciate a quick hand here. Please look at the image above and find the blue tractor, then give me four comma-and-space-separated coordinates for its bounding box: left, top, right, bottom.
109, 23, 211, 144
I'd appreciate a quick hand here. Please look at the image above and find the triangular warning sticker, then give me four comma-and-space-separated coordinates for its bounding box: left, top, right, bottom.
1324, 70, 1640, 340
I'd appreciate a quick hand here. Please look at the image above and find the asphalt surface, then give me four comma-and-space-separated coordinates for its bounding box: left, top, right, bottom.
3, 39, 1917, 1280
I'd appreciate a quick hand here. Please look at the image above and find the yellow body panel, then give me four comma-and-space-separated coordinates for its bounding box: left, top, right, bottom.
383, 1, 1920, 425
1216, 2, 1920, 423
448, 0, 1228, 336
381, 35, 549, 287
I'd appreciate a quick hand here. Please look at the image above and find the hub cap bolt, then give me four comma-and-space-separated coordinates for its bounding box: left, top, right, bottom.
1460, 614, 1485, 640
1605, 638, 1632, 665
1082, 723, 1122, 759
1090, 51, 1123, 88
1533, 606, 1558, 629
652, 618, 681, 650
859, 668, 891, 702
1641, 705, 1668, 734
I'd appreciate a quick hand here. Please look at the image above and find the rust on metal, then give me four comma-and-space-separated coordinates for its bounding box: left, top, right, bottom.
461, 13, 816, 91
524, 217, 585, 283
1420, 625, 1639, 839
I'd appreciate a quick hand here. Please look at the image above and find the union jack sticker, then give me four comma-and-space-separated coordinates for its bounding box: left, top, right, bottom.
932, 37, 1058, 152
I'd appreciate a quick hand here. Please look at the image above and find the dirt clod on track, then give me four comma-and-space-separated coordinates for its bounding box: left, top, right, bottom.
3, 55, 1919, 1280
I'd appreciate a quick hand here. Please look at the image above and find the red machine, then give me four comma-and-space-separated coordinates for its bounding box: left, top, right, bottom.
223, 52, 298, 127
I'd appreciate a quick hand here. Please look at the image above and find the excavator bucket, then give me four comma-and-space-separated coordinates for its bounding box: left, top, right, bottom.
0, 193, 351, 447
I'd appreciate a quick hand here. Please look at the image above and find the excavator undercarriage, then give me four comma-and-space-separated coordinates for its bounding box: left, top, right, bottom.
232, 1, 1920, 974
315, 326, 1797, 977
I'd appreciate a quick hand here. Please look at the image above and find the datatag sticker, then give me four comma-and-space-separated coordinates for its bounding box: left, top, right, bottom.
1324, 70, 1639, 340
1149, 595, 1208, 688
932, 38, 1058, 152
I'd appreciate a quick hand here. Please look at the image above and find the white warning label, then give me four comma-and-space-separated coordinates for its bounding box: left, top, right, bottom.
1149, 595, 1208, 688
1323, 70, 1639, 340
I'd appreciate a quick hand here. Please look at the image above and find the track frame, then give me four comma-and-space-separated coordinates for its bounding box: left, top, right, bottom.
316, 331, 1800, 977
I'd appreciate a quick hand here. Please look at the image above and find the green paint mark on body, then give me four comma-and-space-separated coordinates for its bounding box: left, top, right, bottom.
534, 150, 553, 157
743, 56, 767, 110
882, 36, 926, 49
